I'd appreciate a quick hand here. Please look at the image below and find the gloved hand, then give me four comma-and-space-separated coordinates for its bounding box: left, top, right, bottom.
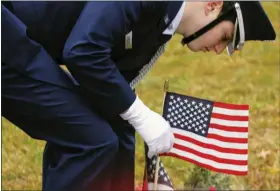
120, 96, 174, 158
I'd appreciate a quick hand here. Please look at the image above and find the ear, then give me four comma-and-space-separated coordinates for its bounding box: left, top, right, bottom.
205, 1, 223, 16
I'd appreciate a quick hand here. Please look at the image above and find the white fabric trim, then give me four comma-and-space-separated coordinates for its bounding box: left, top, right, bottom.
227, 3, 245, 56
163, 1, 185, 35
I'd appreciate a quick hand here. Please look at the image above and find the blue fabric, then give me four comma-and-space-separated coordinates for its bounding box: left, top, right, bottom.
1, 1, 183, 190
2, 61, 135, 191
62, 1, 141, 116
1, 4, 78, 90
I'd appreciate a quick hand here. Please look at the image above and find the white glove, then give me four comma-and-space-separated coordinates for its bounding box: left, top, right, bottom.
120, 96, 174, 158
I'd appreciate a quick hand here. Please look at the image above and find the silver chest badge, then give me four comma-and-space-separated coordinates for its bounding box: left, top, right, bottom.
164, 14, 169, 24
125, 31, 133, 49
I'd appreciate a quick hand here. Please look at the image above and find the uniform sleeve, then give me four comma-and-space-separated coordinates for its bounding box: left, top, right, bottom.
1, 4, 77, 90
63, 2, 143, 117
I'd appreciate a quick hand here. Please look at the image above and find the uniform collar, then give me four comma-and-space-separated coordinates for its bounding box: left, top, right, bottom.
163, 1, 185, 35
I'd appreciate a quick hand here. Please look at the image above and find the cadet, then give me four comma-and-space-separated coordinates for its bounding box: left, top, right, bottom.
1, 1, 275, 191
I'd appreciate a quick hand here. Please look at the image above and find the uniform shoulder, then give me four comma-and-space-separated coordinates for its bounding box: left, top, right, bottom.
140, 1, 169, 12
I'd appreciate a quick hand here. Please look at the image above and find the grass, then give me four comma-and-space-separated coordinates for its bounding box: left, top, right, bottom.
2, 2, 280, 190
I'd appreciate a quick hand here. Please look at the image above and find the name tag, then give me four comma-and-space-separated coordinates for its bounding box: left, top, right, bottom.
125, 31, 133, 49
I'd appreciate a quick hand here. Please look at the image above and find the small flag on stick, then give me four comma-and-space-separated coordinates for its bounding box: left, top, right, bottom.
161, 91, 249, 176
142, 144, 174, 190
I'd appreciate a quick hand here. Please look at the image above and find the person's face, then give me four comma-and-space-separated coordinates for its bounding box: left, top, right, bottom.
186, 20, 235, 54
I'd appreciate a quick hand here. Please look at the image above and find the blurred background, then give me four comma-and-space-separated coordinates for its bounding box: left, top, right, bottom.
2, 2, 279, 190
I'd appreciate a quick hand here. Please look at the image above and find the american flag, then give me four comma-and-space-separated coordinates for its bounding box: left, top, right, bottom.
161, 91, 249, 176
142, 145, 174, 190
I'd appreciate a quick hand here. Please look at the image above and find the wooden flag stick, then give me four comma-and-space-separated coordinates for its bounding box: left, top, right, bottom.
153, 156, 160, 190
153, 80, 169, 190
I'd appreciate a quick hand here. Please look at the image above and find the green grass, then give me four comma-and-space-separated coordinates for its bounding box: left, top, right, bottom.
2, 2, 279, 190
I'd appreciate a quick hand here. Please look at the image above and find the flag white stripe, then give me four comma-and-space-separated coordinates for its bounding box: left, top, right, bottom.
172, 128, 247, 149
210, 118, 248, 127
208, 128, 248, 138
170, 148, 248, 172
213, 107, 249, 116
174, 139, 248, 160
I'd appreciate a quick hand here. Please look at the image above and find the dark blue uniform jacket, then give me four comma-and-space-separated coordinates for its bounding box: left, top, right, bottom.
2, 1, 183, 117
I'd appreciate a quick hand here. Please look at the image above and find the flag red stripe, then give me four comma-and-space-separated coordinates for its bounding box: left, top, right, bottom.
161, 153, 248, 176
211, 113, 249, 121
214, 102, 249, 110
207, 133, 248, 143
173, 143, 248, 165
210, 124, 248, 132
174, 133, 248, 154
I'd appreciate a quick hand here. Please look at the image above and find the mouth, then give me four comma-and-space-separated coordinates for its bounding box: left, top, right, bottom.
203, 47, 211, 52
200, 47, 212, 53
